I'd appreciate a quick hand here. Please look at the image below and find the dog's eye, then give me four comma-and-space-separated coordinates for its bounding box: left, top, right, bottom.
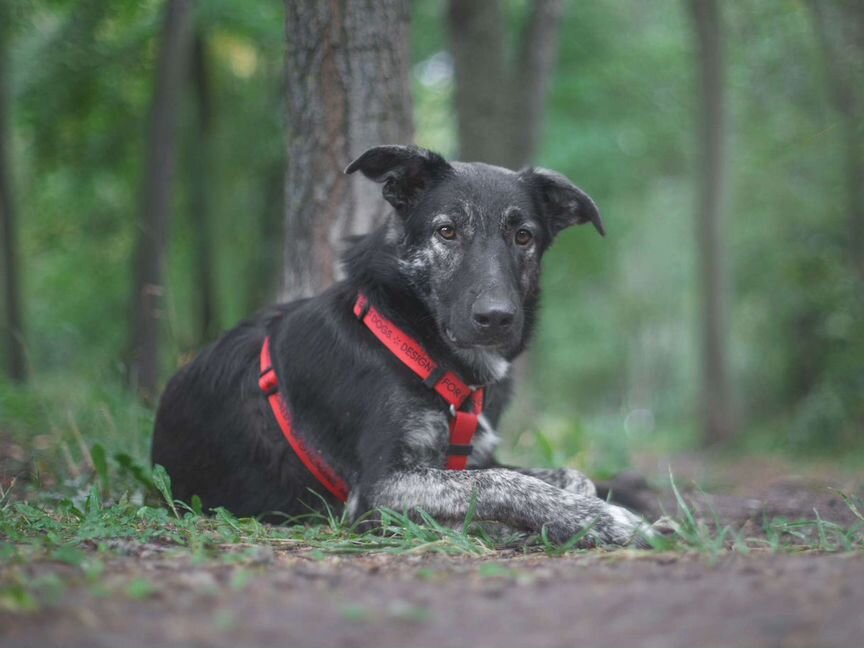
514, 229, 533, 246
437, 225, 457, 241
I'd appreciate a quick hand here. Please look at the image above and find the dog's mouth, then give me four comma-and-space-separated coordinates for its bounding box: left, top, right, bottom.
442, 324, 508, 350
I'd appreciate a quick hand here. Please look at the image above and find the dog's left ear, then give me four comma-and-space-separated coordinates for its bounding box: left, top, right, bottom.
521, 167, 605, 237
345, 145, 452, 212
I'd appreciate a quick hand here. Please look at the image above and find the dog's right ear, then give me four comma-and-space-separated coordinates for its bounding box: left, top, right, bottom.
521, 167, 605, 238
345, 145, 452, 212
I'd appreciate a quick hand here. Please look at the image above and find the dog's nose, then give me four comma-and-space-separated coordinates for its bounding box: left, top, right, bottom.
472, 298, 516, 334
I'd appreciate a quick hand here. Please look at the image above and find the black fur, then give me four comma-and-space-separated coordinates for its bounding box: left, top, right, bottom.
152, 145, 652, 546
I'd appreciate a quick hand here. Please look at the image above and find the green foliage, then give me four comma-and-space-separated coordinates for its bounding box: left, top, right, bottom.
653, 474, 864, 557
151, 464, 178, 517
5, 0, 283, 381
0, 374, 153, 497
1, 1, 863, 512
516, 0, 861, 458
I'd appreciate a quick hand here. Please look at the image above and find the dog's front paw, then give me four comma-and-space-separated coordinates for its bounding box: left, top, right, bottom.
601, 503, 656, 548
544, 502, 655, 548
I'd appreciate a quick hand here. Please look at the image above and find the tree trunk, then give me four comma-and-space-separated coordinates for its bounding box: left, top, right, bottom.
282, 0, 413, 301
446, 0, 509, 164
0, 7, 26, 383
447, 0, 562, 168
508, 0, 563, 169
808, 0, 864, 282
687, 0, 735, 446
128, 0, 195, 400
188, 32, 218, 343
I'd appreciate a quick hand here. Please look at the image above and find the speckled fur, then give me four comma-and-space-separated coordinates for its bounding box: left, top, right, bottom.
370, 468, 650, 546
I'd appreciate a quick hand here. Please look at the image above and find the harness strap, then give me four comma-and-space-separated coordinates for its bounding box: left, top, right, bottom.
353, 293, 485, 470
259, 336, 349, 502
353, 293, 473, 409
446, 389, 484, 470
258, 295, 487, 500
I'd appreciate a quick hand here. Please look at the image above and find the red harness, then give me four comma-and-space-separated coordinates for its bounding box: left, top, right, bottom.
258, 293, 485, 503
259, 336, 350, 502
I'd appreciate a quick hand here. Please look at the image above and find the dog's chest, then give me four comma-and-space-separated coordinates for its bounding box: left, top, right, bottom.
399, 408, 499, 468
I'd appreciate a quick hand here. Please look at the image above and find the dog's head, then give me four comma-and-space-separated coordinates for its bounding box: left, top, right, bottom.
346, 145, 604, 368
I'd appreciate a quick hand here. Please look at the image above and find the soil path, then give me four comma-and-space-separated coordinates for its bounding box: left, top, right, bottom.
3, 550, 863, 648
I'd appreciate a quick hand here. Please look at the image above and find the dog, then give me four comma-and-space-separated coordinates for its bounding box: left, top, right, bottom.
152, 145, 653, 547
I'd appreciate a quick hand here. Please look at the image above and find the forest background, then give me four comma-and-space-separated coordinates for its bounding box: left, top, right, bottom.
2, 0, 863, 493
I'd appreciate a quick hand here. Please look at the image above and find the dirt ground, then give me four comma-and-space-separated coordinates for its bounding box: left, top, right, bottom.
4, 550, 864, 648
3, 456, 863, 648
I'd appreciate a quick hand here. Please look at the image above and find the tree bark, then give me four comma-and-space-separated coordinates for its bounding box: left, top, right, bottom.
447, 0, 562, 168
687, 0, 734, 446
509, 0, 563, 169
808, 0, 864, 282
188, 32, 218, 343
446, 0, 509, 164
128, 0, 195, 400
0, 6, 26, 383
282, 0, 413, 301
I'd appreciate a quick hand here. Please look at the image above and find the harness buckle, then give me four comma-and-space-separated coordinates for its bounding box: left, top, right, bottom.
422, 365, 446, 389
447, 444, 473, 456
258, 367, 278, 396
354, 294, 371, 321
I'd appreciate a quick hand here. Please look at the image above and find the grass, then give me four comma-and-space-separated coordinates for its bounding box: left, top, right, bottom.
2, 378, 864, 615
0, 470, 499, 612
2, 458, 863, 613
661, 470, 864, 557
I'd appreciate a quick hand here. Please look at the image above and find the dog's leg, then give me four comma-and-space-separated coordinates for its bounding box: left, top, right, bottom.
366, 467, 651, 547
506, 467, 597, 498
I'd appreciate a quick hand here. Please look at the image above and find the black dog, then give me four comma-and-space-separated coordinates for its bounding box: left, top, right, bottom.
152, 145, 652, 546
